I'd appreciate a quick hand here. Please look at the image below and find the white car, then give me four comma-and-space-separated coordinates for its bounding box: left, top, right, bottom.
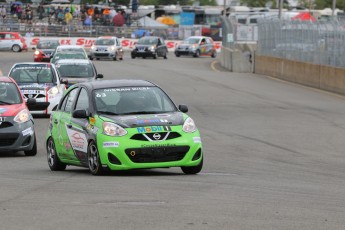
89, 36, 124, 61
50, 45, 89, 64
8, 62, 66, 115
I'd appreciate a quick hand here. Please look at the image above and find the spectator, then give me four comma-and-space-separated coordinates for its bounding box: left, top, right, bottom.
109, 7, 116, 19
94, 7, 100, 20
16, 4, 22, 20
10, 4, 16, 15
64, 10, 72, 25
113, 10, 125, 27
87, 7, 94, 17
102, 7, 111, 24
0, 6, 6, 23
25, 5, 33, 24
37, 3, 45, 20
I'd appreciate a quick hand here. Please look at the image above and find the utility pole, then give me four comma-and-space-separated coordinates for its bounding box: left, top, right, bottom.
332, 0, 337, 16
278, 0, 283, 19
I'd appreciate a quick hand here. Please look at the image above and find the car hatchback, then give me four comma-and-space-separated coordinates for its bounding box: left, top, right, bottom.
89, 36, 124, 61
46, 79, 203, 175
0, 76, 37, 156
33, 39, 60, 62
0, 32, 28, 52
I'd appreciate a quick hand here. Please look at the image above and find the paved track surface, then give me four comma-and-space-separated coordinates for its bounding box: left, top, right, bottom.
0, 52, 345, 230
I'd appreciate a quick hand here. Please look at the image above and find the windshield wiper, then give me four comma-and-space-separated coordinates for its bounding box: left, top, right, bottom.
97, 111, 118, 116
0, 100, 11, 105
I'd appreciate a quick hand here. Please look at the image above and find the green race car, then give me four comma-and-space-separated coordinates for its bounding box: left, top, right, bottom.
46, 79, 203, 175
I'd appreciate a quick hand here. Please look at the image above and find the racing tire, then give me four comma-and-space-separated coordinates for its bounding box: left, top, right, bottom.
89, 57, 94, 60
24, 135, 37, 156
163, 52, 167, 59
181, 158, 203, 175
12, 45, 21, 52
211, 51, 217, 58
47, 137, 66, 171
131, 55, 136, 59
193, 50, 200, 58
88, 141, 104, 176
113, 54, 117, 61
143, 56, 146, 59
120, 57, 123, 60
175, 54, 180, 57
96, 58, 100, 60
153, 53, 157, 59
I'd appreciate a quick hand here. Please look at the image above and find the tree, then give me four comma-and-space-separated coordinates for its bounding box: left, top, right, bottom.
314, 0, 345, 10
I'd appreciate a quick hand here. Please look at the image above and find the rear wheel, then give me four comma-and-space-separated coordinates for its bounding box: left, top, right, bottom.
181, 158, 203, 174
89, 56, 94, 60
163, 51, 168, 59
24, 135, 37, 156
211, 51, 217, 58
47, 137, 66, 171
175, 53, 180, 57
12, 45, 21, 52
88, 141, 104, 175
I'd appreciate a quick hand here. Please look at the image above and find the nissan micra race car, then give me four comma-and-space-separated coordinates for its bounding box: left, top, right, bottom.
46, 80, 203, 175
8, 63, 66, 115
0, 77, 37, 156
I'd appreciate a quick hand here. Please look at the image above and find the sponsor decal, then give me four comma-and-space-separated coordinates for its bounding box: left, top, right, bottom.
64, 142, 71, 151
103, 142, 119, 148
91, 126, 99, 134
141, 143, 177, 148
22, 127, 34, 136
136, 119, 169, 124
66, 129, 88, 152
0, 83, 9, 86
89, 117, 96, 125
137, 126, 171, 133
0, 108, 7, 114
193, 137, 202, 143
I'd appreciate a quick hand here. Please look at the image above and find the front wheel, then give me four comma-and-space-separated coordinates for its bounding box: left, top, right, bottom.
113, 54, 117, 61
47, 137, 66, 171
131, 54, 136, 59
12, 45, 21, 52
211, 51, 217, 58
181, 158, 203, 174
24, 135, 37, 156
193, 50, 200, 58
88, 141, 104, 175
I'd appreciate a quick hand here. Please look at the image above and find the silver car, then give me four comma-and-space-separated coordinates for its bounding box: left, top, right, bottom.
89, 36, 124, 61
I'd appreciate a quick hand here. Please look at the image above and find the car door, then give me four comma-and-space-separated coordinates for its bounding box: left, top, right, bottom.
0, 33, 5, 50
156, 38, 163, 56
199, 38, 207, 55
67, 87, 91, 165
53, 87, 80, 162
0, 33, 12, 50
205, 38, 213, 55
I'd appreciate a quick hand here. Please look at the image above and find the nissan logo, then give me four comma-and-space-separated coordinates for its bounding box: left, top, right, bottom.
153, 133, 161, 140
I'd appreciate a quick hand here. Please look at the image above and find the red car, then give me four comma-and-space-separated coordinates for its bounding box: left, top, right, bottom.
33, 39, 60, 62
0, 32, 28, 52
0, 76, 37, 156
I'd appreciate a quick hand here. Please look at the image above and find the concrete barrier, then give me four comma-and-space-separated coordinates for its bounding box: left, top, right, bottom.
255, 55, 345, 95
220, 46, 253, 73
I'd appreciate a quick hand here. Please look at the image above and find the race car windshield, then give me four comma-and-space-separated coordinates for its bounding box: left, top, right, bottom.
137, 38, 157, 45
94, 87, 177, 115
37, 41, 59, 49
52, 53, 87, 63
0, 82, 22, 104
10, 65, 55, 84
184, 38, 200, 44
56, 64, 94, 78
95, 39, 115, 46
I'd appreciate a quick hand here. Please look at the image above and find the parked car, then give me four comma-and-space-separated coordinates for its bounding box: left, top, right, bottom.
0, 76, 37, 156
46, 79, 203, 175
50, 45, 88, 64
0, 32, 28, 52
8, 62, 66, 115
174, 36, 217, 58
131, 36, 168, 59
33, 39, 60, 62
55, 59, 103, 87
89, 36, 124, 61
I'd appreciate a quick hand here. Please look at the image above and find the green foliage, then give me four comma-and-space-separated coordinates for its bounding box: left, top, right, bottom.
314, 0, 345, 10
240, 0, 272, 7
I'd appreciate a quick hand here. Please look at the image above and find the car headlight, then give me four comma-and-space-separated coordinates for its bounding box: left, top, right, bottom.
14, 109, 30, 123
47, 86, 59, 95
191, 45, 197, 50
34, 50, 40, 55
182, 117, 197, 133
103, 122, 127, 136
150, 45, 156, 51
111, 46, 115, 50
91, 45, 96, 50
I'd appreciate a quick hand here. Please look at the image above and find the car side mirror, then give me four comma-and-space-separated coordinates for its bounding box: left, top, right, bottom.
178, 104, 188, 113
26, 98, 36, 109
96, 74, 103, 79
72, 109, 88, 119
61, 78, 68, 85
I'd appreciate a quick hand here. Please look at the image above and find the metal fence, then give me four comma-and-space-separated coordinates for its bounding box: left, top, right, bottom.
257, 18, 345, 68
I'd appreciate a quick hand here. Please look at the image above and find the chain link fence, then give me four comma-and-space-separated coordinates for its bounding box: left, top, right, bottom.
257, 17, 345, 67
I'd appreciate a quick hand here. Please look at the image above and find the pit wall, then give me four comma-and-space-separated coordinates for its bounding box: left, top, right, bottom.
220, 46, 255, 73
255, 55, 345, 95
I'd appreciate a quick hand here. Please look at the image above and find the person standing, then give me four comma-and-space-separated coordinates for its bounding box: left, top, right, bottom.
25, 5, 33, 24
0, 6, 7, 23
37, 3, 45, 20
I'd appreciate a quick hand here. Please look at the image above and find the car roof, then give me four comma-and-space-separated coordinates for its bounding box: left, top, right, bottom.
98, 36, 117, 39
57, 45, 84, 49
55, 59, 91, 64
79, 79, 156, 90
11, 62, 54, 67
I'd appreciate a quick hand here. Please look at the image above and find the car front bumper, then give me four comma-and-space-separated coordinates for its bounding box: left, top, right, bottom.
96, 128, 203, 170
0, 119, 35, 152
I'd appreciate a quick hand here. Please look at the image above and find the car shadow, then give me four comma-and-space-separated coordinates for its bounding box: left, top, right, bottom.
64, 168, 185, 177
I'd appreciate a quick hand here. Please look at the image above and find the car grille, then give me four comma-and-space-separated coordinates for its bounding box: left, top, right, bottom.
130, 132, 181, 141
23, 94, 46, 99
94, 53, 109, 57
0, 133, 19, 146
125, 146, 190, 163
0, 122, 13, 129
